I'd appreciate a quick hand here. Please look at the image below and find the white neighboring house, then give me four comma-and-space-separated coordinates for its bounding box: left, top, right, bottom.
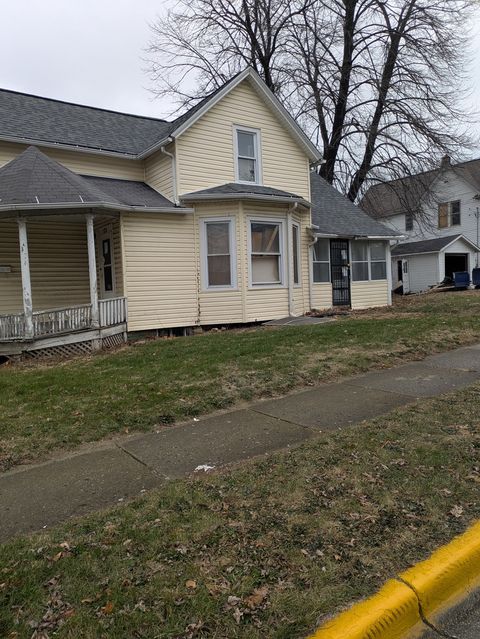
362, 155, 480, 293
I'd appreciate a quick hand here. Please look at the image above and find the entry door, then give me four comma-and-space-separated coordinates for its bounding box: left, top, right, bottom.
402, 259, 410, 294
97, 224, 116, 298
330, 239, 351, 306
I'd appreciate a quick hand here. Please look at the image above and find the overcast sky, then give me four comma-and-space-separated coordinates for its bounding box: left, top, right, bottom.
1, 0, 479, 141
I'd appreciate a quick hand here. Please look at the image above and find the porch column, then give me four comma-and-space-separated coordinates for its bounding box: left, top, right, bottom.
17, 217, 34, 339
86, 213, 100, 328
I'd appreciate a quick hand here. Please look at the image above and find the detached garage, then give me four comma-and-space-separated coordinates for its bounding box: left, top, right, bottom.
391, 234, 480, 293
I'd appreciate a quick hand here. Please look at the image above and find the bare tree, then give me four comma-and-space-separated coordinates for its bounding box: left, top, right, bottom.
146, 0, 477, 201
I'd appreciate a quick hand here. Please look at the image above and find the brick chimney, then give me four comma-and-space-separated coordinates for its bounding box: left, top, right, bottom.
440, 154, 451, 169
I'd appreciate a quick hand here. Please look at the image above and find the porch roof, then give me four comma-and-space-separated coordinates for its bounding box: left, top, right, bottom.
180, 182, 310, 208
0, 146, 191, 214
310, 172, 401, 239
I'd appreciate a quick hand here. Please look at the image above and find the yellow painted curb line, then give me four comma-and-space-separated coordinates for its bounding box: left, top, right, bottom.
308, 520, 480, 639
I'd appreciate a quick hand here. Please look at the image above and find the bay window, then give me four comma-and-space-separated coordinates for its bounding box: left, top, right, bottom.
292, 223, 300, 285
202, 219, 235, 289
250, 221, 283, 285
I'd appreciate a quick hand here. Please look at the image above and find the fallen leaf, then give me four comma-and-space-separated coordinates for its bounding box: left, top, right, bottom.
245, 586, 268, 609
185, 579, 197, 589
450, 505, 464, 518
100, 601, 114, 615
233, 607, 243, 624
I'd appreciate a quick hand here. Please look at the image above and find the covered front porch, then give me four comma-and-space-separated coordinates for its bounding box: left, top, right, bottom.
0, 212, 127, 356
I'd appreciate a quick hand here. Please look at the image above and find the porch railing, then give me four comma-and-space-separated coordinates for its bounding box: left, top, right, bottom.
99, 297, 127, 327
0, 297, 127, 342
0, 313, 25, 341
33, 304, 93, 338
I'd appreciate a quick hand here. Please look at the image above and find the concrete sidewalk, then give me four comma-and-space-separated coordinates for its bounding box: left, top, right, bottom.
2, 343, 480, 542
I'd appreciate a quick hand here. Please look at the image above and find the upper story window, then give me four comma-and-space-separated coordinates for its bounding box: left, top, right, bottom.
438, 201, 461, 228
405, 212, 413, 231
235, 126, 261, 184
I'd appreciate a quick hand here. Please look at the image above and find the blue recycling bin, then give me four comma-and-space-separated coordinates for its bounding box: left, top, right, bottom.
472, 268, 480, 288
453, 271, 470, 289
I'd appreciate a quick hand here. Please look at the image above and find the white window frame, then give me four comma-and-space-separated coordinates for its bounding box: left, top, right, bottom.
233, 125, 262, 185
311, 239, 331, 284
351, 241, 387, 282
292, 222, 301, 287
247, 217, 286, 288
200, 217, 237, 291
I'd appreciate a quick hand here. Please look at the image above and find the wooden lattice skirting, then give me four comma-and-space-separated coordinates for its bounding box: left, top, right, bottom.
24, 340, 94, 359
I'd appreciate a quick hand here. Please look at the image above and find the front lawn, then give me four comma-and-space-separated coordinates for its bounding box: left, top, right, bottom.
1, 291, 480, 470
1, 380, 479, 638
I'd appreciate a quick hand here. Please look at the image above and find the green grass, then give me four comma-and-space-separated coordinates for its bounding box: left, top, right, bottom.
1, 380, 480, 638
2, 291, 480, 470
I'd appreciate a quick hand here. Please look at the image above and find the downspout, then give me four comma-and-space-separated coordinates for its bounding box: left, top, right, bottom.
160, 142, 178, 205
287, 203, 298, 316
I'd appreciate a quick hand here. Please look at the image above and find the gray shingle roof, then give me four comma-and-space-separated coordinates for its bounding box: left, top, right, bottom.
362, 158, 480, 220
391, 234, 466, 255
310, 172, 399, 237
181, 182, 306, 202
0, 89, 172, 156
0, 74, 252, 157
0, 146, 180, 211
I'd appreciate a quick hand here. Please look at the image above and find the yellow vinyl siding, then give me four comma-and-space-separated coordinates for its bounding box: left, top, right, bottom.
0, 140, 144, 180
194, 202, 244, 325
176, 81, 311, 200
121, 213, 197, 331
0, 218, 90, 314
350, 280, 389, 309
311, 283, 333, 310
144, 147, 175, 200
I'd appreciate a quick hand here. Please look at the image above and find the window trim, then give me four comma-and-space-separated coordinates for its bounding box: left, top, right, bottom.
200, 217, 237, 291
292, 222, 301, 287
351, 240, 387, 282
311, 238, 331, 284
233, 125, 262, 185
247, 217, 286, 288
438, 200, 461, 228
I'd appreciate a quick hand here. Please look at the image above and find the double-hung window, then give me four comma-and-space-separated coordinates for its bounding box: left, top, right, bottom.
235, 127, 260, 183
312, 239, 330, 283
351, 241, 387, 281
250, 221, 283, 285
405, 212, 413, 231
202, 219, 235, 289
438, 201, 461, 228
292, 223, 300, 285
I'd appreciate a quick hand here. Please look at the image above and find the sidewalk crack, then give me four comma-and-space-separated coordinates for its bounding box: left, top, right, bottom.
114, 441, 161, 478
395, 576, 459, 639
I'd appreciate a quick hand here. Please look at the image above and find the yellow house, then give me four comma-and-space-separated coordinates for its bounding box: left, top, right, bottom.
0, 69, 399, 356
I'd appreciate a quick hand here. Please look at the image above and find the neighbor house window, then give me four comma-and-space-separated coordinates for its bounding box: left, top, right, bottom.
438, 201, 461, 228
250, 221, 283, 285
235, 127, 260, 183
202, 219, 235, 288
405, 212, 413, 231
312, 239, 330, 283
351, 241, 387, 281
292, 223, 300, 285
